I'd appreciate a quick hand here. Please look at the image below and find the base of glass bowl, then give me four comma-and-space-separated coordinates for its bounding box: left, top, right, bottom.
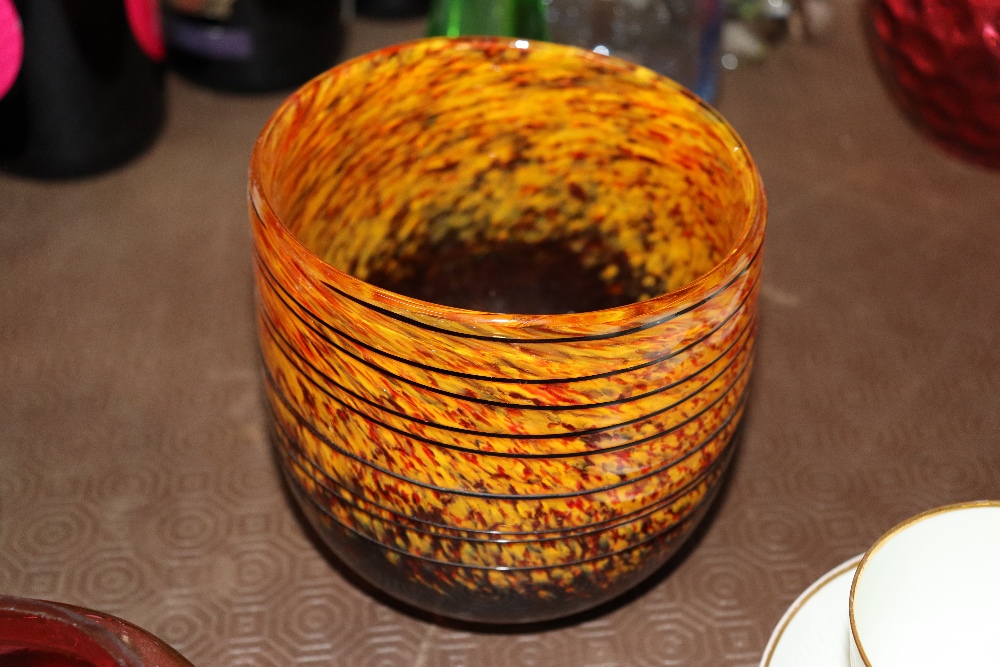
281, 450, 728, 624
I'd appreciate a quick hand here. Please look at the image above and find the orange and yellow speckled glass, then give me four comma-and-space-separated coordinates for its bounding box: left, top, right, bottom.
250, 37, 766, 623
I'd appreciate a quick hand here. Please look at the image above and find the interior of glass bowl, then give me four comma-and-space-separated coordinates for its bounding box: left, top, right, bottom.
254, 37, 758, 315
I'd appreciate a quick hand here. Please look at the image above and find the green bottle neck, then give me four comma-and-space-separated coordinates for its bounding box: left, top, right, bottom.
427, 0, 548, 40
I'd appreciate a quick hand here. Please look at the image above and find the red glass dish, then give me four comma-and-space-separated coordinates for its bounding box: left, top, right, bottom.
0, 596, 193, 667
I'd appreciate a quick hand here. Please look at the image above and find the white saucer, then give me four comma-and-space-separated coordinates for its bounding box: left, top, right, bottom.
759, 554, 863, 667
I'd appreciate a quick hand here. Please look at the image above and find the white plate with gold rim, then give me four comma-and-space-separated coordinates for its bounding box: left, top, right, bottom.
759, 554, 863, 667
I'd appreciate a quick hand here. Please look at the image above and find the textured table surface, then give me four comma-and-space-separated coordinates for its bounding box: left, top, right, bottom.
3, 5, 1000, 666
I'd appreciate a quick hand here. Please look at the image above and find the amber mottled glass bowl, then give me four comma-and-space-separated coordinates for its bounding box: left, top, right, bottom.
250, 37, 765, 623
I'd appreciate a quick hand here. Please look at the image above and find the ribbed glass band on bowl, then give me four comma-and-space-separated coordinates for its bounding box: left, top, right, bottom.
275, 388, 739, 539
250, 36, 765, 623
263, 339, 753, 493
280, 438, 731, 567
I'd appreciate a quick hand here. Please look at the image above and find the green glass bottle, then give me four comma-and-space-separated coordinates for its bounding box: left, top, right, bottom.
427, 0, 547, 39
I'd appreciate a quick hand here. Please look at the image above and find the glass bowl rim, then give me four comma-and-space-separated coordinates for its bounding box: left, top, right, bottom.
249, 36, 766, 329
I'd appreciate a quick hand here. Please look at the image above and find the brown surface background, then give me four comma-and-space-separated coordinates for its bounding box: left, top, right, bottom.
3, 3, 1000, 665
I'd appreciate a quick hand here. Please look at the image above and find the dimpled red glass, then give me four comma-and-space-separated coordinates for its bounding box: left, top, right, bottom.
866, 0, 1000, 169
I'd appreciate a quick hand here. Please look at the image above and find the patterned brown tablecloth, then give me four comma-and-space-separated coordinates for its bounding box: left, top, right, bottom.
3, 5, 1000, 666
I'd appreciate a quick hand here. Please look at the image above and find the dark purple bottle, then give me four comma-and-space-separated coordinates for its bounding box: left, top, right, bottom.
163, 0, 344, 93
355, 0, 430, 18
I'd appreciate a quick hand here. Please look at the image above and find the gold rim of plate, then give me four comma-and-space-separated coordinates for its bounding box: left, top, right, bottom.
761, 554, 862, 667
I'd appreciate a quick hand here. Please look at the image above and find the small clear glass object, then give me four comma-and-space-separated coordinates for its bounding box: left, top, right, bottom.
544, 0, 724, 101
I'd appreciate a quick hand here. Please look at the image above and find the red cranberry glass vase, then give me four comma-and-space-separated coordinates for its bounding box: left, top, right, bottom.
866, 0, 1000, 169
